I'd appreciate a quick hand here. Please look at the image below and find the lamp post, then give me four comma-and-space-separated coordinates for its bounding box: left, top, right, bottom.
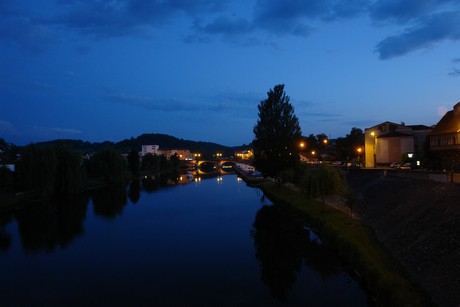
299, 141, 305, 150
370, 132, 376, 168
357, 147, 362, 161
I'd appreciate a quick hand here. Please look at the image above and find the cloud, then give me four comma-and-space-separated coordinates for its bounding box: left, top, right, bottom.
0, 16, 61, 52
448, 67, 460, 77
252, 0, 325, 37
50, 127, 82, 134
375, 11, 460, 59
200, 14, 252, 36
102, 90, 259, 118
102, 93, 197, 111
0, 0, 228, 48
1, 0, 459, 60
371, 0, 435, 23
0, 120, 14, 133
54, 0, 228, 39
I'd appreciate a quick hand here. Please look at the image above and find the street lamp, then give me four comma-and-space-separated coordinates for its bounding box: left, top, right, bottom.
370, 132, 376, 167
357, 147, 362, 161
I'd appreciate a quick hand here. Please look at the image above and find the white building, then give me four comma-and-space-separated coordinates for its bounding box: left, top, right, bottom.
141, 145, 160, 157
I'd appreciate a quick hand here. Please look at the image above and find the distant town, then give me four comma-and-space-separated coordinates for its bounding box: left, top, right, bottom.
1, 102, 459, 175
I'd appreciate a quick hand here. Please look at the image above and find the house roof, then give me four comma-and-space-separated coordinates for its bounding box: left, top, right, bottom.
365, 121, 402, 131
406, 124, 432, 131
377, 131, 413, 138
430, 103, 460, 135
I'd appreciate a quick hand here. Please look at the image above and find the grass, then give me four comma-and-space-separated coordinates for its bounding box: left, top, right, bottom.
258, 181, 433, 307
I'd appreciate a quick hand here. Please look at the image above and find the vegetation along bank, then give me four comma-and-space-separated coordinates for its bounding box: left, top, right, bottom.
256, 178, 432, 307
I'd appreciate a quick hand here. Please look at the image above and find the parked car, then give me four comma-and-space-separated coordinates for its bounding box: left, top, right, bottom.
390, 162, 401, 168
399, 163, 412, 170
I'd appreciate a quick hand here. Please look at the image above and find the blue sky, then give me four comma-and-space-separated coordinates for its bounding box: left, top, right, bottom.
1, 0, 459, 146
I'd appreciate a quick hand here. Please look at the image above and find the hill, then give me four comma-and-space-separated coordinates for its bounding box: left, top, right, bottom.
24, 134, 251, 156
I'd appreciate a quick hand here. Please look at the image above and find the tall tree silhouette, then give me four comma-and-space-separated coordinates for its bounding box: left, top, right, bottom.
253, 84, 302, 179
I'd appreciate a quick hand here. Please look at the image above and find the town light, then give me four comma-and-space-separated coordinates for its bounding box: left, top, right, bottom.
299, 141, 305, 149
370, 131, 376, 168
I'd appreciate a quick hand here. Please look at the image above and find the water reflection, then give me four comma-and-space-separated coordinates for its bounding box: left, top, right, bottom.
15, 195, 88, 253
128, 179, 141, 204
0, 173, 225, 253
90, 184, 127, 218
0, 212, 12, 251
251, 204, 342, 302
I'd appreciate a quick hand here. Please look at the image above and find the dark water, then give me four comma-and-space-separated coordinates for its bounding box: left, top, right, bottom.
0, 174, 369, 306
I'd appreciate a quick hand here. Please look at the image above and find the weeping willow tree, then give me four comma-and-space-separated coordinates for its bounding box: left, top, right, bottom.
88, 147, 127, 184
19, 145, 58, 196
18, 145, 87, 196
300, 165, 346, 204
54, 146, 87, 195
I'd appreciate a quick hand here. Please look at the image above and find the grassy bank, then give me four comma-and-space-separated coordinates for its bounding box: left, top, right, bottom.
258, 180, 432, 307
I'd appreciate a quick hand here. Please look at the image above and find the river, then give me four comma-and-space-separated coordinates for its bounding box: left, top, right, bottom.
0, 173, 369, 306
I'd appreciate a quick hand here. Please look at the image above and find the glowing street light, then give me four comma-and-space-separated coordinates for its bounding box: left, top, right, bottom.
370, 131, 376, 167
357, 147, 362, 161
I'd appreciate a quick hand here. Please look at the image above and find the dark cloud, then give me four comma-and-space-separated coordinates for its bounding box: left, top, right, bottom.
102, 89, 259, 118
370, 0, 457, 23
452, 58, 460, 63
253, 0, 328, 37
201, 15, 252, 36
1, 0, 459, 60
0, 16, 60, 51
329, 0, 369, 19
102, 93, 199, 112
375, 11, 460, 59
449, 67, 460, 77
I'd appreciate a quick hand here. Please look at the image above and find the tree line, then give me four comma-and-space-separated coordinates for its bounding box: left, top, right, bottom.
0, 144, 180, 199
252, 84, 355, 211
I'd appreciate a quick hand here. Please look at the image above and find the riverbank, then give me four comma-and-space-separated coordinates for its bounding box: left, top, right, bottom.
347, 169, 460, 307
254, 178, 432, 306
251, 168, 459, 307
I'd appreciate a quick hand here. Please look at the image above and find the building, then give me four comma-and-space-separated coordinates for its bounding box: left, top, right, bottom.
235, 150, 253, 160
141, 145, 160, 157
429, 102, 460, 169
159, 148, 193, 160
140, 145, 192, 160
364, 121, 432, 168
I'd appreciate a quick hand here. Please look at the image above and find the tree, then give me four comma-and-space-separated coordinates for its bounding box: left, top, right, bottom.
127, 149, 140, 176
141, 153, 159, 172
19, 145, 58, 196
334, 127, 364, 161
300, 164, 346, 204
253, 84, 302, 179
54, 146, 87, 195
17, 145, 87, 196
89, 147, 127, 184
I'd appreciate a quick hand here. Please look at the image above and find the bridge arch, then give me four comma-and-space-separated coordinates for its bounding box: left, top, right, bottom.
195, 160, 236, 173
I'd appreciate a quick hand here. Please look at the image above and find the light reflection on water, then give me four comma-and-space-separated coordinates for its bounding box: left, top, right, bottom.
0, 174, 368, 306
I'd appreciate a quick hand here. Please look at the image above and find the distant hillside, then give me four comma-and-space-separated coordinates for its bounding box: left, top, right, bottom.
28, 133, 251, 156
115, 133, 234, 155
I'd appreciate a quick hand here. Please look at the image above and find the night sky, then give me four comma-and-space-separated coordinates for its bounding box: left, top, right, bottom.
1, 0, 459, 146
